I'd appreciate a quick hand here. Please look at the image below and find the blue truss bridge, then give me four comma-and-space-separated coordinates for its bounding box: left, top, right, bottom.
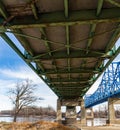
85, 61, 120, 108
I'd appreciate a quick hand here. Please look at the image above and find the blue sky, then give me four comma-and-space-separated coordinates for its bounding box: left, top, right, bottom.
0, 33, 57, 111
0, 33, 119, 111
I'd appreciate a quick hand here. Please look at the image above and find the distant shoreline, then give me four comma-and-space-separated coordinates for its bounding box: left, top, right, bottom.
0, 115, 11, 117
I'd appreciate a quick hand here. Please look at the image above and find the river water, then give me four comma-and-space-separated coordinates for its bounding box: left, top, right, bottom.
0, 115, 55, 123
0, 116, 107, 126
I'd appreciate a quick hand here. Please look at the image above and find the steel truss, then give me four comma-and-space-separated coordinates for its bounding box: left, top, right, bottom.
85, 62, 120, 108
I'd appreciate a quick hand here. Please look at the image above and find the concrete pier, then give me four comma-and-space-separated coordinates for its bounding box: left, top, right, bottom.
56, 98, 88, 126
56, 97, 120, 128
86, 108, 94, 126
56, 99, 62, 123
108, 98, 120, 125
81, 99, 86, 126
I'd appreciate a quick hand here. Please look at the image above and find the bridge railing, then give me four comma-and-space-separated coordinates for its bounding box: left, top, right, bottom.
84, 62, 120, 108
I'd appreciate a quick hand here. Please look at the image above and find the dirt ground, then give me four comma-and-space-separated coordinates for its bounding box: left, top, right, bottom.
0, 121, 76, 130
1, 121, 120, 130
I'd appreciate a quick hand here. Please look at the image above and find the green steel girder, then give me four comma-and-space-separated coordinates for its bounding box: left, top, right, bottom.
31, 50, 110, 60
51, 83, 88, 89
30, 2, 38, 19
64, 0, 69, 18
67, 58, 71, 78
39, 28, 56, 70
0, 2, 52, 89
56, 86, 85, 89
40, 28, 52, 56
86, 24, 96, 54
13, 30, 46, 73
87, 46, 120, 94
0, 28, 65, 47
0, 33, 27, 62
97, 0, 104, 16
57, 91, 82, 95
39, 28, 60, 79
60, 93, 81, 96
64, 0, 71, 78
1, 8, 120, 28
56, 90, 83, 93
105, 0, 120, 7
43, 68, 99, 74
0, 0, 119, 99
14, 29, 33, 56
65, 26, 70, 68
50, 78, 89, 85
1, 27, 118, 57
0, 33, 36, 73
59, 93, 81, 96
105, 24, 120, 52
0, 1, 9, 19
52, 84, 88, 88
89, 25, 120, 92
0, 33, 52, 88
54, 86, 86, 89
64, 0, 69, 54
60, 96, 82, 99
59, 90, 85, 93
52, 86, 88, 90
26, 54, 47, 75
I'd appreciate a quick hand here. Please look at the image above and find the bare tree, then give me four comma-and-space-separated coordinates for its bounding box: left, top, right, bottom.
8, 79, 38, 122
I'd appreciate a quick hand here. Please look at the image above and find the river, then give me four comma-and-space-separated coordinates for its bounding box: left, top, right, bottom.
0, 115, 107, 126
0, 115, 55, 123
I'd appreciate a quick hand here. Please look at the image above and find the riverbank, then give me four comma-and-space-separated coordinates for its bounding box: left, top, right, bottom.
0, 121, 75, 130
1, 121, 120, 130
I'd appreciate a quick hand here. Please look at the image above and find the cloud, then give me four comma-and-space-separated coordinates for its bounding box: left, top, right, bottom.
0, 95, 12, 111
34, 95, 57, 110
0, 65, 58, 111
0, 65, 43, 83
86, 75, 103, 95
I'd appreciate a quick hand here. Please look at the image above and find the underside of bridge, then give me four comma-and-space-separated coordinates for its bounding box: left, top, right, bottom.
0, 0, 120, 100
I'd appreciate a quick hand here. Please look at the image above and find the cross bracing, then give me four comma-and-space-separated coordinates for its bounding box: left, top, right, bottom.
0, 0, 120, 99
85, 62, 120, 108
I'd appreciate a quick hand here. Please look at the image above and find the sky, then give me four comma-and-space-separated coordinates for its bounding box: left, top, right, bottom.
0, 32, 119, 111
0, 33, 58, 111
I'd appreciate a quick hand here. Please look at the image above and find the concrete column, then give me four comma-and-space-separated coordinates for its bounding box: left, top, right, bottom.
81, 99, 86, 126
107, 98, 120, 125
61, 99, 79, 125
89, 108, 94, 126
108, 98, 116, 124
66, 106, 76, 118
65, 106, 77, 124
56, 99, 62, 123
91, 108, 94, 126
86, 108, 94, 126
91, 108, 94, 117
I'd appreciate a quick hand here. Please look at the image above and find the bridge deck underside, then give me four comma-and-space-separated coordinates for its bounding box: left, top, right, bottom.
0, 0, 120, 99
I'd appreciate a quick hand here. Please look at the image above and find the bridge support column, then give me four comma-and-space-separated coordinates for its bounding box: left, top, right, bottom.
56, 98, 87, 126
61, 98, 80, 125
108, 98, 120, 125
56, 99, 62, 123
91, 108, 94, 126
86, 108, 94, 126
81, 99, 86, 126
65, 106, 77, 124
